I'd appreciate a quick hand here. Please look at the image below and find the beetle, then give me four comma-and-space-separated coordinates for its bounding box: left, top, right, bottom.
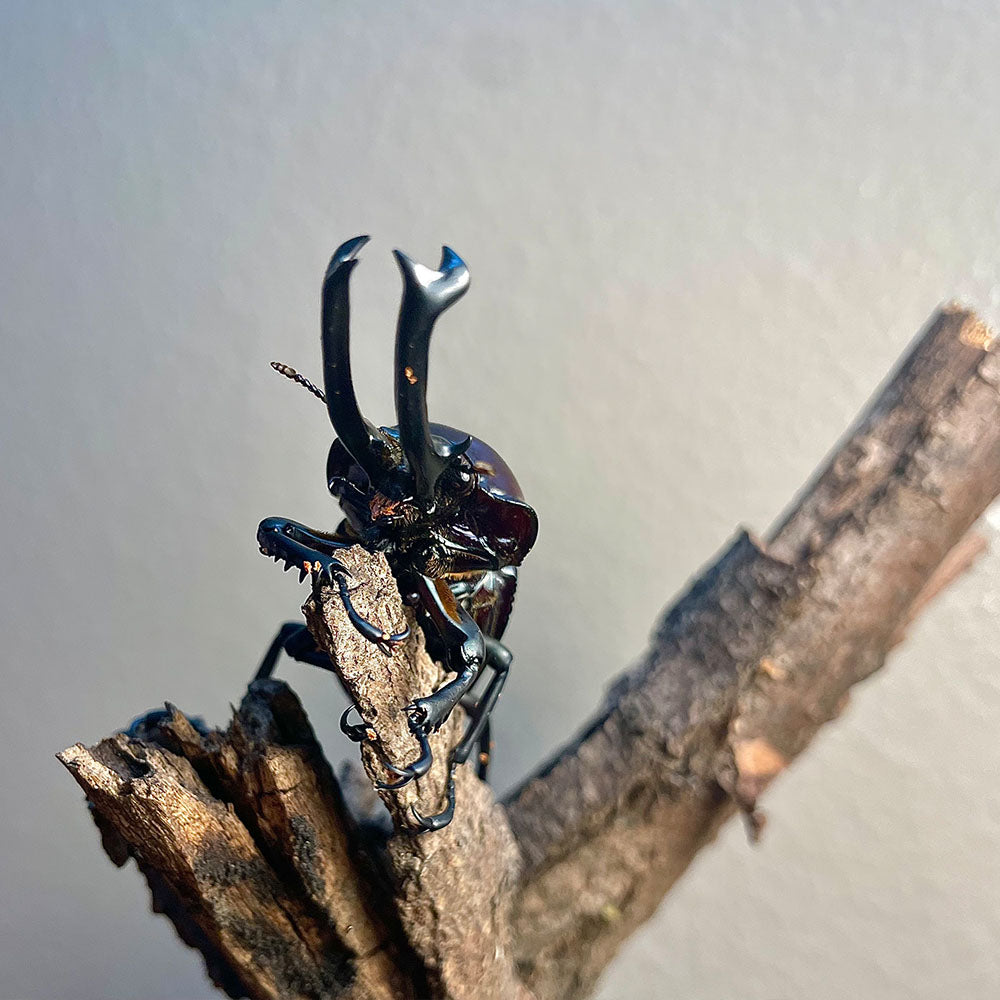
255, 236, 537, 831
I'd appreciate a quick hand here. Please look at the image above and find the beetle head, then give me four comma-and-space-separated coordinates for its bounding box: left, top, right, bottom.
326, 425, 481, 544
271, 238, 536, 567
306, 236, 476, 539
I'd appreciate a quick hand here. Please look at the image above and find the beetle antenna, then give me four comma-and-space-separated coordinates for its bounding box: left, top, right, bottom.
270, 361, 326, 403
393, 245, 472, 502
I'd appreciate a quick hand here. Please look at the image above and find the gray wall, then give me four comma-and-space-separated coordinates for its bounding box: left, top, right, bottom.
3, 3, 1000, 998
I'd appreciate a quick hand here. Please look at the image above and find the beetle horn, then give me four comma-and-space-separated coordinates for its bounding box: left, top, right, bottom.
321, 235, 389, 485
393, 245, 472, 502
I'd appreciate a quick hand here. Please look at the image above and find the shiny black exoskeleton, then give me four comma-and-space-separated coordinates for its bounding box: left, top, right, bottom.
256, 236, 537, 831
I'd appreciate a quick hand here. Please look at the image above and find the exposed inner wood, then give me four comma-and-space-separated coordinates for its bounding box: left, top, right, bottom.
59, 684, 416, 1000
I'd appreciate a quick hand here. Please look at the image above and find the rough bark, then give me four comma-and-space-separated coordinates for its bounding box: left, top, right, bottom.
60, 305, 1000, 1000
302, 546, 528, 1000
59, 684, 414, 1000
505, 305, 1000, 999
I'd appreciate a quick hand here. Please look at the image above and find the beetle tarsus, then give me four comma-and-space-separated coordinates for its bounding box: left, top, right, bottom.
340, 703, 369, 742
410, 775, 457, 833
341, 702, 434, 789
334, 575, 410, 655
373, 729, 434, 790
373, 640, 511, 811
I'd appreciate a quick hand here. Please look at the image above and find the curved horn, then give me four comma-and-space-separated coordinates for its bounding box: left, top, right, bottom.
393, 245, 471, 501
321, 235, 387, 484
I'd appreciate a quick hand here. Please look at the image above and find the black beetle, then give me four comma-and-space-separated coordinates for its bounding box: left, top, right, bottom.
256, 236, 537, 831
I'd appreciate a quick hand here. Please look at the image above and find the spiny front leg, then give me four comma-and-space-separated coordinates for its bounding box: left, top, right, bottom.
257, 517, 409, 654
257, 517, 350, 581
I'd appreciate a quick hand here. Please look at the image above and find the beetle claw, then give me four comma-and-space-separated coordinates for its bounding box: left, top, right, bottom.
409, 775, 456, 833
374, 729, 433, 789
340, 705, 434, 790
340, 704, 369, 743
334, 575, 410, 652
374, 771, 415, 791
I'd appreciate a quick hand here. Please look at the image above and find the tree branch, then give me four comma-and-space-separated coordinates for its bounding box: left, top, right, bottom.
303, 546, 529, 1000
504, 305, 1000, 1000
59, 305, 1000, 1000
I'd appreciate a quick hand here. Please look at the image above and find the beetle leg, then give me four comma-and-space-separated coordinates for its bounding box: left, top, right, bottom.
257, 517, 409, 653
123, 708, 212, 741
338, 706, 433, 788
382, 633, 506, 830
370, 665, 479, 790
258, 517, 353, 563
255, 621, 338, 680
372, 729, 433, 789
475, 714, 492, 781
406, 574, 486, 734
450, 638, 511, 771
338, 701, 434, 788
334, 575, 410, 656
405, 658, 481, 735
366, 575, 486, 797
458, 694, 492, 781
404, 639, 510, 832
255, 624, 426, 786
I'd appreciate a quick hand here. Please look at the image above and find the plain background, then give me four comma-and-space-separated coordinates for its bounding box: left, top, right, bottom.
3, 3, 1000, 998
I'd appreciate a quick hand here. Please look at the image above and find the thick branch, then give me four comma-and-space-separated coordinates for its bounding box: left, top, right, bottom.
505, 306, 1000, 1000
303, 547, 529, 1000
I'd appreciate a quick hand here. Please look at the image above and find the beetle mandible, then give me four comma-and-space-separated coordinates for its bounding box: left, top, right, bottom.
255, 235, 537, 832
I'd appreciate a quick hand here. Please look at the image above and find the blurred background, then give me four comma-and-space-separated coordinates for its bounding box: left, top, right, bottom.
3, 3, 1000, 998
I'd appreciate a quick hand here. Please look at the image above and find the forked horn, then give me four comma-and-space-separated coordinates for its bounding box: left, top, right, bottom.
321, 235, 388, 485
393, 246, 471, 502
